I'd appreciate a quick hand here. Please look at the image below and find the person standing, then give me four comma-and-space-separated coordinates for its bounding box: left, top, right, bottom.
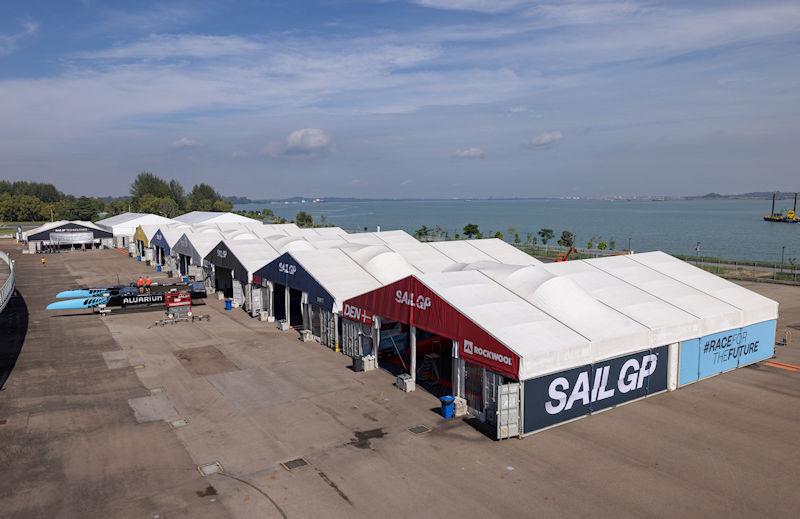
145, 275, 152, 293
40, 256, 46, 267
137, 276, 145, 294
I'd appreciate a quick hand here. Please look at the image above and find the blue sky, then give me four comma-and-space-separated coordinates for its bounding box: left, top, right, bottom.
1, 0, 799, 198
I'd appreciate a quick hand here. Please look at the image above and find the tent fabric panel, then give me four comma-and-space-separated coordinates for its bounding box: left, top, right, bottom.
255, 252, 337, 311
345, 276, 521, 379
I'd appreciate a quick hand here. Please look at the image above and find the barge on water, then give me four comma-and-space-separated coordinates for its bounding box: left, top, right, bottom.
763, 192, 799, 223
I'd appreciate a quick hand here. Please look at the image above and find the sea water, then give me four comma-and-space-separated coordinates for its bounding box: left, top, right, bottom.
235, 199, 800, 263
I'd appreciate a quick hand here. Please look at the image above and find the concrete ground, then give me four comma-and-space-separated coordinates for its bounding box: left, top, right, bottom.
1, 243, 799, 519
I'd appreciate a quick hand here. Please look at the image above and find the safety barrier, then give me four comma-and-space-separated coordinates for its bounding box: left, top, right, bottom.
0, 250, 15, 314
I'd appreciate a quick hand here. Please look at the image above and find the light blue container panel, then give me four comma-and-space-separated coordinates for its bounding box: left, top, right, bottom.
679, 338, 700, 386
698, 328, 741, 379
736, 319, 776, 367
697, 319, 777, 379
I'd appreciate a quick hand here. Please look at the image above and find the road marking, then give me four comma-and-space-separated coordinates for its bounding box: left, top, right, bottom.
764, 360, 800, 373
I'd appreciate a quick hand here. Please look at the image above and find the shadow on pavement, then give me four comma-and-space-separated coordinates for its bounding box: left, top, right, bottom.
0, 289, 29, 390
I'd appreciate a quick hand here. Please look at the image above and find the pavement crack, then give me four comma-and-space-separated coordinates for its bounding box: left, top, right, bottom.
316, 468, 353, 507
217, 472, 287, 519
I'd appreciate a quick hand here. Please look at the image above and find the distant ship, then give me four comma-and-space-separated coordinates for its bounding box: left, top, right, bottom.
763, 192, 799, 223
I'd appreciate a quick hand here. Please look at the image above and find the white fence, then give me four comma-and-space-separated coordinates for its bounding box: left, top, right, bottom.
0, 250, 15, 314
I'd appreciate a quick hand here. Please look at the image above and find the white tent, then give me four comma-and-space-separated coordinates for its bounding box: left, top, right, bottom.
174, 211, 261, 225
96, 212, 176, 246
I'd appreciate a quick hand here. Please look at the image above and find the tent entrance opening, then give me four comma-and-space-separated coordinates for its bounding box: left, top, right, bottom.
273, 284, 286, 321
178, 254, 191, 275
214, 266, 233, 298
378, 323, 453, 397
289, 288, 303, 328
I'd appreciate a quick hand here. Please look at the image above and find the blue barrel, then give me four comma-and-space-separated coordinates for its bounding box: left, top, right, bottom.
136, 255, 141, 262
440, 396, 455, 419
182, 276, 190, 284
224, 299, 232, 311
156, 265, 162, 272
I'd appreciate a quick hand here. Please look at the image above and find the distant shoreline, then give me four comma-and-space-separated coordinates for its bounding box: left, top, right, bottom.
229, 193, 797, 205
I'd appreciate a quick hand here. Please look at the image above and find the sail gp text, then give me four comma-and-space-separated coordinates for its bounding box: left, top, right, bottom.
545, 354, 657, 415
395, 290, 431, 310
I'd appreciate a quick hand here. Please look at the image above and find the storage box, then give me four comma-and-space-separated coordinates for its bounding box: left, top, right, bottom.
396, 373, 415, 392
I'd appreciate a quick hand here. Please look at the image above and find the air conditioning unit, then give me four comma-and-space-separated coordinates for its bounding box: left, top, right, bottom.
353, 355, 377, 372
396, 374, 415, 392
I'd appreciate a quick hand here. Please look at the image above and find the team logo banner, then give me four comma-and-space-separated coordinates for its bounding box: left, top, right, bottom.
523, 346, 668, 434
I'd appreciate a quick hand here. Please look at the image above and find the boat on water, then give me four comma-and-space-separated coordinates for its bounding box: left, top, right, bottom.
763, 192, 799, 223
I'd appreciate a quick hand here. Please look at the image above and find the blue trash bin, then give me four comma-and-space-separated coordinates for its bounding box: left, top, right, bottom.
136, 255, 141, 262
182, 276, 190, 284
156, 265, 162, 272
224, 298, 233, 311
440, 395, 455, 419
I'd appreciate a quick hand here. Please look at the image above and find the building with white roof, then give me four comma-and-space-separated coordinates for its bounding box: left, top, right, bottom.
174, 211, 261, 225
22, 221, 114, 252
342, 252, 778, 439
96, 212, 176, 247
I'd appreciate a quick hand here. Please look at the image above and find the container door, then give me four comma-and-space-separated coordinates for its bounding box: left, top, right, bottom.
251, 286, 263, 317
484, 370, 502, 425
496, 382, 520, 440
232, 281, 245, 305
464, 362, 484, 414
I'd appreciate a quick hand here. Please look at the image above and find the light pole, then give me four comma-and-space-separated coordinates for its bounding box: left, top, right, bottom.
781, 246, 785, 273
627, 237, 632, 253
695, 242, 702, 268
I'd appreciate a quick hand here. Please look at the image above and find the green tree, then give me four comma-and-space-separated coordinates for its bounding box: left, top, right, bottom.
263, 208, 275, 221
598, 241, 608, 251
414, 225, 430, 240
131, 172, 171, 208
514, 233, 521, 244
296, 211, 314, 228
609, 240, 616, 251
538, 228, 554, 245
138, 195, 180, 217
494, 231, 504, 240
558, 230, 575, 248
463, 223, 481, 239
0, 193, 47, 221
212, 199, 233, 212
168, 179, 185, 208
187, 183, 229, 211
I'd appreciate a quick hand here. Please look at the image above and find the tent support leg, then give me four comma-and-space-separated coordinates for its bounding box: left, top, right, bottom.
410, 326, 417, 384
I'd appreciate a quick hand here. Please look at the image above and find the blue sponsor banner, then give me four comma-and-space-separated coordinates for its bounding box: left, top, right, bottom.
254, 252, 335, 311
679, 319, 776, 386
523, 346, 669, 435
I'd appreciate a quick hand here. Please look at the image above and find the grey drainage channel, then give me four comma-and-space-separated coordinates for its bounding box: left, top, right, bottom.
281, 458, 309, 471
407, 425, 431, 435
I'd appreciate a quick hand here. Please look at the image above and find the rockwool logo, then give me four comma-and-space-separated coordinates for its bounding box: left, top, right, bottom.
216, 249, 227, 259
463, 340, 512, 366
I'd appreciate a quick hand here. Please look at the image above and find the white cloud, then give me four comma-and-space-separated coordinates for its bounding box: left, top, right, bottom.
412, 1, 530, 13
81, 34, 264, 60
529, 131, 563, 148
453, 147, 485, 159
285, 128, 334, 155
171, 137, 199, 149
264, 128, 334, 157
0, 20, 39, 56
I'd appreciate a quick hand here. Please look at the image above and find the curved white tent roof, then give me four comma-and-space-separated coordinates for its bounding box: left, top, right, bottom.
96, 213, 176, 237
340, 244, 420, 284
421, 270, 591, 380
175, 211, 260, 225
